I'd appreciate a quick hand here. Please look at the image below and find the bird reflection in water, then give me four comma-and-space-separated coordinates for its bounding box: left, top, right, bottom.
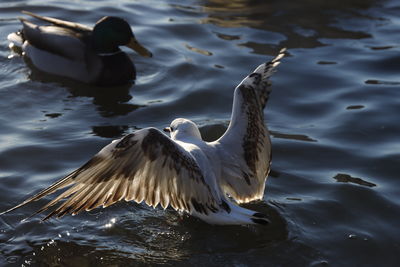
25, 60, 144, 118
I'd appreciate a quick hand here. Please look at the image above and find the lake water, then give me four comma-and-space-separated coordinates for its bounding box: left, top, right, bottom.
0, 0, 399, 266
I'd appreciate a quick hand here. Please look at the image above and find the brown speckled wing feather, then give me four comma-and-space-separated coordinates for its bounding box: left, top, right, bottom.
2, 128, 220, 220
213, 49, 285, 203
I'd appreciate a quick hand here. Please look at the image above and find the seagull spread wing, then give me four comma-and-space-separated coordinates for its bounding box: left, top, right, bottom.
213, 49, 285, 203
3, 128, 222, 220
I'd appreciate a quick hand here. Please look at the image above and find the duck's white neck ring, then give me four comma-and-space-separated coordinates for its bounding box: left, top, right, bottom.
97, 50, 123, 56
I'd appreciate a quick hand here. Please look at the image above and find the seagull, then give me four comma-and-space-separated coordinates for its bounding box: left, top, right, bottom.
1, 49, 285, 225
8, 11, 152, 86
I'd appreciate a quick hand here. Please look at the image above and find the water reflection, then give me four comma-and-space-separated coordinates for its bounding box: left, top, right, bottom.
13, 54, 143, 118
0, 191, 290, 265
317, 61, 337, 65
91, 125, 130, 138
4, 202, 291, 266
365, 79, 400, 85
92, 96, 144, 118
197, 0, 376, 49
270, 130, 317, 142
185, 43, 213, 56
346, 105, 364, 110
333, 173, 376, 187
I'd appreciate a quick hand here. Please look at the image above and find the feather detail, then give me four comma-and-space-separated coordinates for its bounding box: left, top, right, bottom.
1, 50, 284, 225
213, 48, 286, 203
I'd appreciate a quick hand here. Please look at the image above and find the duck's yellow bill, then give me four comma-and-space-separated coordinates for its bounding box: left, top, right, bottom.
126, 37, 152, 57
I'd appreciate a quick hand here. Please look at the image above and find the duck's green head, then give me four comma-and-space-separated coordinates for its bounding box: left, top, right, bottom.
92, 16, 152, 57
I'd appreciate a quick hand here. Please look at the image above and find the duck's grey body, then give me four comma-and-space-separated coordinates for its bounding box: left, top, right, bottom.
9, 11, 151, 86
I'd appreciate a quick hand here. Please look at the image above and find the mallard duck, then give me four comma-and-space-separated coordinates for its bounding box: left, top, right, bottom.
0, 49, 286, 225
8, 11, 152, 86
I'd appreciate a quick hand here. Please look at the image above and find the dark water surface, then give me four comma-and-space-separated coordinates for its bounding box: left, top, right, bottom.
1, 0, 399, 266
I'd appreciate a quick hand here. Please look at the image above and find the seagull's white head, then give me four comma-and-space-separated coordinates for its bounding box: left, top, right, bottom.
164, 118, 202, 141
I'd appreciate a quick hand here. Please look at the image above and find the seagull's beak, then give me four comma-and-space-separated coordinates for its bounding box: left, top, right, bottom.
163, 127, 171, 133
126, 37, 152, 57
